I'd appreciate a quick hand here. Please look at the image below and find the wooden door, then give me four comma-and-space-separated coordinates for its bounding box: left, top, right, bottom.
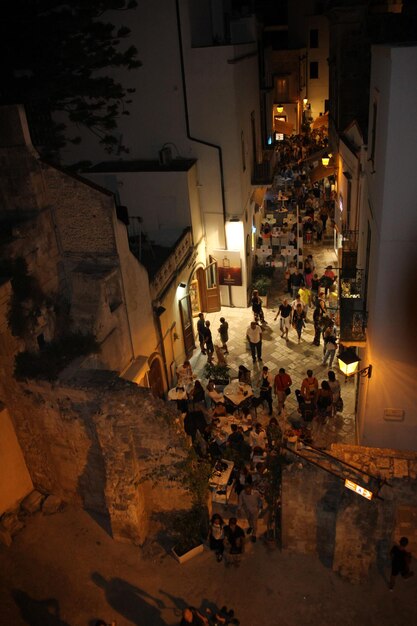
148, 358, 164, 398
197, 262, 221, 313
179, 295, 195, 358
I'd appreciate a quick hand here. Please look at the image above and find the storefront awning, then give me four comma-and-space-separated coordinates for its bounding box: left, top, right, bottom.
312, 111, 329, 129
274, 119, 294, 135
251, 186, 268, 207
309, 163, 336, 183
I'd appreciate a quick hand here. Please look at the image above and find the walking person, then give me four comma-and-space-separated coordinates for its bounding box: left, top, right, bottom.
274, 298, 292, 340
196, 312, 206, 355
259, 366, 273, 415
203, 320, 214, 363
274, 367, 292, 414
322, 331, 337, 368
327, 370, 342, 416
289, 268, 305, 300
237, 482, 263, 543
218, 317, 229, 354
246, 321, 262, 363
292, 303, 306, 343
389, 537, 414, 590
208, 513, 225, 562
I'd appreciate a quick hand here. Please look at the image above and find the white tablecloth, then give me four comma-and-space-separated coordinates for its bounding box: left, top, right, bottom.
168, 387, 188, 401
223, 381, 253, 406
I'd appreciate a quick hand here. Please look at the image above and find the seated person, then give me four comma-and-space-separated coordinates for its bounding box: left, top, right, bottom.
238, 365, 252, 385
212, 402, 227, 418
189, 380, 205, 405
176, 360, 193, 387
227, 423, 244, 452
206, 381, 225, 404
249, 423, 268, 450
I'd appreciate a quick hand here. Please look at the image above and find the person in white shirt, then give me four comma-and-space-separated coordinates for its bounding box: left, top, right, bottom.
176, 360, 193, 387
249, 422, 268, 450
246, 321, 262, 363
237, 482, 263, 543
206, 381, 224, 404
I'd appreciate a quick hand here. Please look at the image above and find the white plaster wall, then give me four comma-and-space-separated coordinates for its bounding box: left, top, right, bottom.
307, 15, 329, 120
86, 168, 198, 248
358, 45, 417, 451
114, 219, 159, 361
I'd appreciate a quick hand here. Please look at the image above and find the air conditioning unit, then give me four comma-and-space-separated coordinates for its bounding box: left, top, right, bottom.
158, 146, 172, 165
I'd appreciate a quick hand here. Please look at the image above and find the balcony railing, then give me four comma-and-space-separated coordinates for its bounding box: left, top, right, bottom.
339, 269, 367, 345
252, 150, 276, 185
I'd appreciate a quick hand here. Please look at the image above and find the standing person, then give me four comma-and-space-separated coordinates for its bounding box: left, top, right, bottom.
274, 298, 292, 340
322, 331, 337, 368
298, 285, 311, 322
313, 303, 325, 346
289, 268, 305, 299
237, 482, 263, 543
196, 312, 206, 355
259, 366, 273, 415
301, 369, 319, 403
304, 254, 315, 288
327, 370, 341, 416
208, 513, 225, 562
311, 273, 320, 303
274, 367, 292, 414
319, 205, 329, 233
251, 289, 264, 323
316, 380, 333, 422
223, 517, 245, 564
246, 321, 262, 363
203, 320, 214, 363
218, 317, 229, 354
389, 537, 414, 590
292, 303, 306, 343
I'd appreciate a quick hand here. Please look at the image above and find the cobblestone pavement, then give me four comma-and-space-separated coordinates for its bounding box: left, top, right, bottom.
190, 237, 358, 450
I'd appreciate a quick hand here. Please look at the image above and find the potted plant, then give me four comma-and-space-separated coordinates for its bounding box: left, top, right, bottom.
203, 362, 230, 387
251, 265, 274, 308
171, 449, 212, 564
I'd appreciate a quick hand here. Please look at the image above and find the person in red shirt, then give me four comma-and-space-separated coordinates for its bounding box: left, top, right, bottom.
274, 367, 292, 414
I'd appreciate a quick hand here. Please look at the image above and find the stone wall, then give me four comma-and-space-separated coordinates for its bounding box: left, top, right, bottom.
281, 443, 417, 582
0, 403, 33, 514
1, 371, 189, 545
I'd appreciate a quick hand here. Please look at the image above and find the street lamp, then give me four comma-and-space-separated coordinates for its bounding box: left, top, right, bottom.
321, 152, 332, 167
337, 348, 373, 382
276, 104, 284, 114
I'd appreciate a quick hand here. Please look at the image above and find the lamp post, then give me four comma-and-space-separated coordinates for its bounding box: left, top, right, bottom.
321, 152, 332, 167
337, 348, 372, 382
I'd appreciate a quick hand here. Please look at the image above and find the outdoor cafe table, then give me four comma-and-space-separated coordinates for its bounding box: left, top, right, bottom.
212, 413, 253, 447
223, 380, 253, 407
168, 386, 188, 402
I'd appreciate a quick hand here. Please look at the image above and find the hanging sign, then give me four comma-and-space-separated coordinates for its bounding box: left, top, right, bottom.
214, 249, 242, 286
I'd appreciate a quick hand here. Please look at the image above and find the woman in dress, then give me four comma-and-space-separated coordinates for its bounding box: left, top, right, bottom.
208, 513, 225, 562
292, 303, 306, 343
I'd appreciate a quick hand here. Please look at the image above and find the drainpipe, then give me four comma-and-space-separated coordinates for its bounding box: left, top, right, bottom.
175, 0, 233, 306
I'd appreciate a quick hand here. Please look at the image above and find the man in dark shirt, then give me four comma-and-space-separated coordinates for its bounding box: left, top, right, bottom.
196, 312, 206, 354
289, 269, 305, 299
227, 423, 244, 452
389, 536, 414, 590
275, 298, 292, 340
224, 517, 245, 559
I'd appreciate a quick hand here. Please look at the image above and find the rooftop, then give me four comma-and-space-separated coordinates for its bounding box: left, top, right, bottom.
85, 158, 197, 174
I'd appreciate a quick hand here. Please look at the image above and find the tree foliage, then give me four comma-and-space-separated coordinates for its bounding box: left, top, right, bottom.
0, 0, 141, 156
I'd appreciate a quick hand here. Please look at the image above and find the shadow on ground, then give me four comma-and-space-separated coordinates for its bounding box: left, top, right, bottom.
12, 590, 71, 626
92, 572, 167, 625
